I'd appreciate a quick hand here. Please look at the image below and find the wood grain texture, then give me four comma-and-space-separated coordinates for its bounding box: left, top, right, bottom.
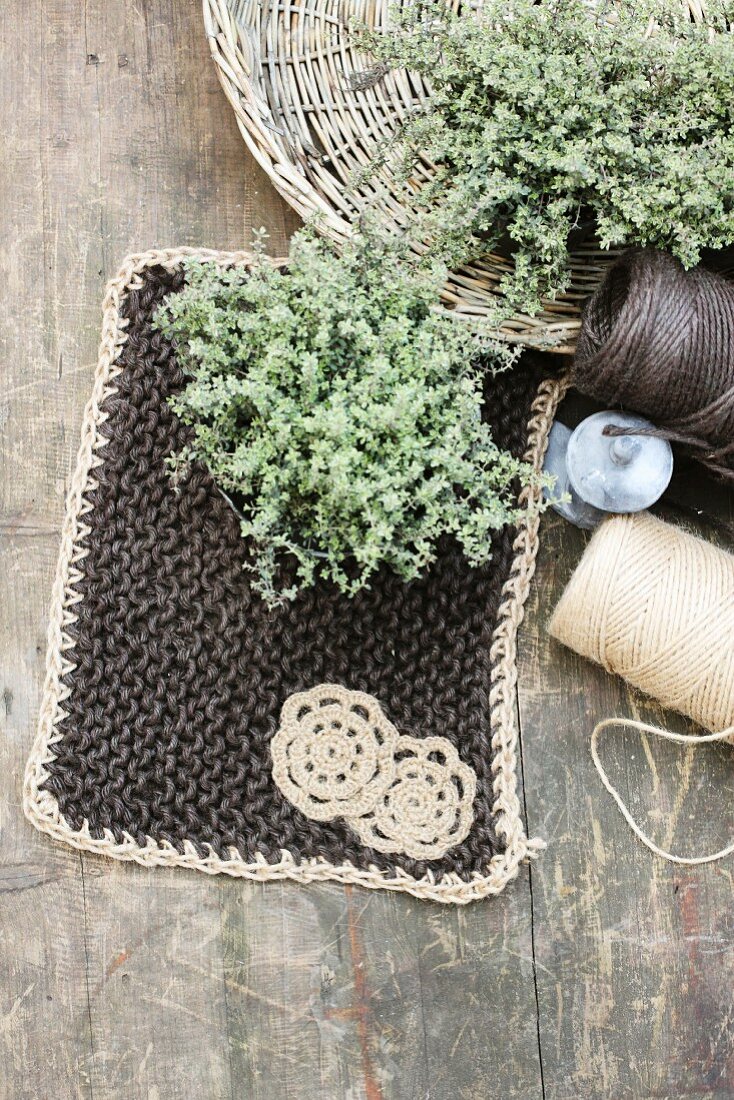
0, 536, 95, 1100
0, 1, 732, 1097
219, 878, 543, 1100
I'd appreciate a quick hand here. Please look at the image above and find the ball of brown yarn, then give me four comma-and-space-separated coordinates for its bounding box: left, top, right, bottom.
574, 248, 734, 482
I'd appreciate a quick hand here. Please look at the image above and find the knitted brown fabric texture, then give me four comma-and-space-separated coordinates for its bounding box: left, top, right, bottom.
27, 254, 561, 901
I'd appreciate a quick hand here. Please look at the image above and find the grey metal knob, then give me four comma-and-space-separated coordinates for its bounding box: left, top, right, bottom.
609, 436, 640, 465
544, 411, 674, 529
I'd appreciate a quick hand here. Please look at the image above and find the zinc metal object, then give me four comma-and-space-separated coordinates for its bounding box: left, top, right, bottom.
544, 411, 674, 529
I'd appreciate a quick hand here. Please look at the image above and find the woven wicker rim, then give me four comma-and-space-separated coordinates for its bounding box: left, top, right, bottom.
203, 0, 722, 353
23, 247, 568, 904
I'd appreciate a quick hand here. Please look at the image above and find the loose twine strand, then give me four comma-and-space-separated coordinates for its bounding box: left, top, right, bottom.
574, 248, 734, 482
591, 718, 734, 865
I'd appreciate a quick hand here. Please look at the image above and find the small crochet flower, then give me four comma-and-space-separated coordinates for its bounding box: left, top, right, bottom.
271, 684, 399, 821
346, 735, 477, 861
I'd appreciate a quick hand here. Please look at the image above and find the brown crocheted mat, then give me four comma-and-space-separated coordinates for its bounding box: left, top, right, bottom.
24, 249, 565, 904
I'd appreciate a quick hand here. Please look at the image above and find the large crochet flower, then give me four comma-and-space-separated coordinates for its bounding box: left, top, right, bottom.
346, 735, 477, 861
271, 685, 399, 821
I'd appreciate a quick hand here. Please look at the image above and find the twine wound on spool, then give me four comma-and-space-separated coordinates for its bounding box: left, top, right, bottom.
550, 511, 734, 863
574, 248, 734, 482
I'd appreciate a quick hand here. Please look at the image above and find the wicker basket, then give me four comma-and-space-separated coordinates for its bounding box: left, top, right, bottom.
204, 0, 720, 353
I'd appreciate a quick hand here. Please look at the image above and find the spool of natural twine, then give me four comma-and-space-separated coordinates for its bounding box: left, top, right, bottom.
550, 511, 734, 732
549, 511, 734, 864
574, 248, 734, 482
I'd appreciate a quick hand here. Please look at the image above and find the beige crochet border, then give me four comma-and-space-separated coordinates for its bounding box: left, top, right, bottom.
24, 248, 567, 905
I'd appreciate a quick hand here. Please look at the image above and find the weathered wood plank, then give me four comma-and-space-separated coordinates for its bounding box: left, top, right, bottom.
220, 884, 366, 1099
0, 535, 95, 1100
0, 0, 97, 1092
519, 443, 734, 1098
349, 884, 544, 1100
220, 865, 544, 1099
76, 863, 232, 1100
0, 3, 103, 527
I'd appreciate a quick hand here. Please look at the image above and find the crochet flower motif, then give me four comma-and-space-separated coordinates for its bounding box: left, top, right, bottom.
346, 736, 477, 861
270, 684, 399, 821
271, 685, 477, 860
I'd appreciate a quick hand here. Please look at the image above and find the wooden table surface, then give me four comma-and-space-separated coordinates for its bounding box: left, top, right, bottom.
2, 3, 733, 1097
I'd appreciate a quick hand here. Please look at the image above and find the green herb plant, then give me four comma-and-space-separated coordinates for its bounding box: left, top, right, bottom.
156, 229, 544, 605
356, 0, 734, 314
